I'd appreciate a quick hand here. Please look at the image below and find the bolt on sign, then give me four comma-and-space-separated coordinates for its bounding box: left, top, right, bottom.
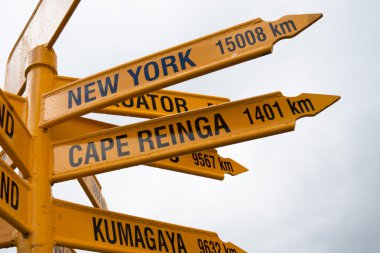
53, 199, 246, 253
52, 92, 339, 182
41, 14, 322, 128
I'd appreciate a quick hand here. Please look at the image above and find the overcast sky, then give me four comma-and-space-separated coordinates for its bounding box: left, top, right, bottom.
1, 1, 380, 253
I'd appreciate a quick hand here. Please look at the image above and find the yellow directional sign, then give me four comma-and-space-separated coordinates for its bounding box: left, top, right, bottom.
41, 14, 322, 128
78, 176, 108, 210
4, 0, 81, 95
52, 92, 339, 182
54, 76, 230, 118
0, 159, 30, 234
149, 150, 248, 180
3, 91, 28, 122
0, 218, 16, 248
53, 198, 246, 253
51, 117, 247, 181
0, 89, 32, 177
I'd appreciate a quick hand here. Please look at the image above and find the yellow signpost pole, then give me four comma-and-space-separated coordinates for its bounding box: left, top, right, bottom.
17, 45, 57, 252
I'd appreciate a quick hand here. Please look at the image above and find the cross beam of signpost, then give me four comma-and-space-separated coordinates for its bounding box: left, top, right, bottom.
51, 92, 339, 182
41, 14, 322, 128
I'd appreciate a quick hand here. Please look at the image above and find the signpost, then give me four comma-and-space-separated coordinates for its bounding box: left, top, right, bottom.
0, 159, 30, 234
51, 117, 248, 180
4, 0, 80, 95
53, 198, 246, 253
52, 92, 339, 182
0, 89, 32, 177
41, 14, 322, 128
78, 176, 108, 210
54, 76, 230, 118
0, 2, 339, 252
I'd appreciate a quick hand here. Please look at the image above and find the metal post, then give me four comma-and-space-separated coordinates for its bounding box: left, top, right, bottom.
18, 45, 57, 252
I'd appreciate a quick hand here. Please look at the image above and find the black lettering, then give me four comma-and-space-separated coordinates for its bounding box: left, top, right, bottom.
177, 120, 195, 143
155, 126, 169, 148
177, 233, 187, 253
85, 142, 100, 164
166, 231, 176, 253
100, 138, 114, 160
0, 171, 10, 203
287, 99, 300, 115
98, 74, 119, 97
137, 95, 149, 109
93, 217, 105, 242
218, 157, 225, 171
168, 124, 177, 145
297, 99, 315, 113
68, 87, 82, 109
214, 113, 231, 135
10, 181, 19, 210
104, 219, 117, 244
144, 61, 160, 81
146, 94, 159, 110
161, 55, 179, 76
280, 20, 297, 34
174, 98, 188, 113
117, 222, 133, 246
116, 134, 130, 157
5, 112, 14, 138
269, 23, 282, 37
135, 226, 146, 249
161, 96, 174, 112
195, 117, 212, 138
0, 105, 5, 129
179, 49, 196, 70
69, 145, 82, 167
138, 130, 155, 152
127, 66, 142, 86
158, 230, 169, 252
145, 227, 157, 250
121, 100, 134, 108
84, 82, 96, 103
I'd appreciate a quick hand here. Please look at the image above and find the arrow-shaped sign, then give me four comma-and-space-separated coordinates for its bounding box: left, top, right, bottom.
0, 89, 32, 178
51, 117, 247, 181
77, 175, 108, 210
4, 0, 80, 95
0, 159, 31, 234
54, 76, 230, 118
41, 14, 322, 128
52, 92, 339, 182
53, 198, 246, 253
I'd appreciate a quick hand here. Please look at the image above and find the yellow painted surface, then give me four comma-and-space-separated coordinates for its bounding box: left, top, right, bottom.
51, 117, 247, 181
3, 91, 28, 122
78, 176, 108, 210
52, 92, 339, 182
0, 89, 32, 178
149, 149, 248, 180
4, 0, 80, 95
0, 159, 31, 234
0, 218, 16, 248
41, 14, 322, 128
54, 76, 230, 118
53, 198, 246, 253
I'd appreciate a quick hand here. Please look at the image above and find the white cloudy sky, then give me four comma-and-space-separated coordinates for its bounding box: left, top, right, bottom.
1, 1, 379, 253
